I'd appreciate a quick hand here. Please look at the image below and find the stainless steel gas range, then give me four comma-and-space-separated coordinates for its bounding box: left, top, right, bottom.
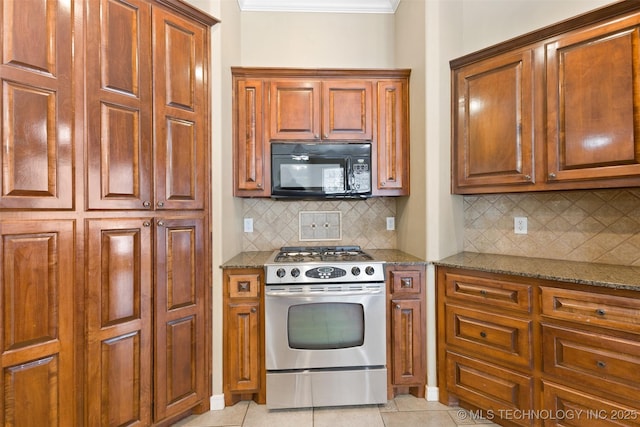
264, 246, 387, 409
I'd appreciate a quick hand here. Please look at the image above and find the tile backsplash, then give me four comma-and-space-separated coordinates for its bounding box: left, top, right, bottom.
242, 198, 396, 251
464, 189, 640, 266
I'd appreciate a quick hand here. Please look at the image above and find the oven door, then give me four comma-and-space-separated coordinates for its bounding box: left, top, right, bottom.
265, 283, 386, 371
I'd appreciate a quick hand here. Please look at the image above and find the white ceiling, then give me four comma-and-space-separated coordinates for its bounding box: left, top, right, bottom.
237, 0, 401, 14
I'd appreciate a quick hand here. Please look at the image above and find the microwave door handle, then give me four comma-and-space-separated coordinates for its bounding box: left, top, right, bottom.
346, 157, 354, 193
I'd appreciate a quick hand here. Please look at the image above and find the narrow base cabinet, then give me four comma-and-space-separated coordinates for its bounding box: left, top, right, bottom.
0, 0, 218, 425
386, 264, 426, 399
222, 268, 266, 406
437, 266, 640, 427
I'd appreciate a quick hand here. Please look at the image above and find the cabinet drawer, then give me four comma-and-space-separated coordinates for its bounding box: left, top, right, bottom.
542, 324, 640, 404
446, 304, 532, 368
227, 273, 260, 298
444, 272, 532, 313
541, 287, 640, 333
542, 381, 640, 427
389, 267, 423, 296
447, 352, 533, 427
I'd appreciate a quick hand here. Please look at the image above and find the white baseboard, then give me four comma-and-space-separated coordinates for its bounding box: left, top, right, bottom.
426, 386, 439, 401
210, 394, 225, 410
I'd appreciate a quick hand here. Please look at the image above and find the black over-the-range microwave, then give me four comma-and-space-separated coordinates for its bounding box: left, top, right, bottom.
271, 142, 372, 199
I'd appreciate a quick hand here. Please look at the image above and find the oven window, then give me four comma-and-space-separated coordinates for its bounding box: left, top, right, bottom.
287, 303, 364, 350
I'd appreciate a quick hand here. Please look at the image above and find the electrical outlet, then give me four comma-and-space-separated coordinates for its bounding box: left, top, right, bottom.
514, 217, 527, 235
243, 218, 253, 233
386, 217, 395, 231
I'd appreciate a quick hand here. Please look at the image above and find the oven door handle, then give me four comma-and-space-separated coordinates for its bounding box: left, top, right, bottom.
265, 289, 383, 297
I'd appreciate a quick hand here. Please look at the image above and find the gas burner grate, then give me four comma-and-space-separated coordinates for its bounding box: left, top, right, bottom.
273, 245, 373, 263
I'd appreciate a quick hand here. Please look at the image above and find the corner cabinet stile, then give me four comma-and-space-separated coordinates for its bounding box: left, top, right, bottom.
232, 67, 411, 197
451, 2, 640, 194
0, 0, 219, 425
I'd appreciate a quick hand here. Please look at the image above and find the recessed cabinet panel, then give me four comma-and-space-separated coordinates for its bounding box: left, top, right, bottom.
235, 80, 266, 195
2, 0, 53, 74
323, 81, 372, 140
165, 317, 197, 403
547, 19, 640, 182
269, 80, 321, 141
453, 50, 534, 191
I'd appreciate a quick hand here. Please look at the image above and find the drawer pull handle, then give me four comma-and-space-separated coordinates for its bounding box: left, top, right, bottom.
480, 331, 487, 338
596, 361, 606, 369
401, 278, 413, 288
238, 281, 250, 292
596, 309, 606, 316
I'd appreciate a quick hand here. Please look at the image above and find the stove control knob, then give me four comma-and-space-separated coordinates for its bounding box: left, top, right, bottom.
351, 266, 361, 276
291, 268, 300, 278
276, 268, 286, 278
365, 266, 376, 276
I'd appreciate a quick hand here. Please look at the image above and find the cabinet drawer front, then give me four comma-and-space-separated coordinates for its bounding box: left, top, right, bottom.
542, 381, 640, 427
542, 324, 640, 404
447, 352, 533, 427
445, 272, 532, 313
541, 287, 640, 332
389, 269, 423, 296
228, 274, 260, 298
446, 305, 532, 368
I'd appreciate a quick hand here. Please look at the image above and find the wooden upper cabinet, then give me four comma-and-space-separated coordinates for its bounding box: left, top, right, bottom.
153, 8, 208, 210
235, 79, 268, 196
546, 13, 640, 184
0, 0, 73, 209
86, 0, 153, 210
452, 49, 535, 193
375, 79, 410, 195
268, 79, 372, 141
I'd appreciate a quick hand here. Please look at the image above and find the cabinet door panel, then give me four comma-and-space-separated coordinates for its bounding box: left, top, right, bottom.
153, 9, 207, 210
269, 80, 321, 141
85, 218, 152, 427
391, 299, 424, 386
546, 16, 640, 182
0, 220, 74, 426
227, 303, 260, 392
323, 81, 372, 140
154, 217, 206, 420
453, 50, 534, 192
376, 80, 409, 195
86, 0, 153, 210
235, 79, 267, 195
0, 0, 73, 209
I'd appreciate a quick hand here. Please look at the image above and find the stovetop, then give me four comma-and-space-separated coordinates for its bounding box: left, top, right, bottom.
265, 245, 385, 285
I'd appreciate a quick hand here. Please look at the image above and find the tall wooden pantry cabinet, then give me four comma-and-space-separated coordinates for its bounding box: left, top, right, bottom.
0, 0, 218, 425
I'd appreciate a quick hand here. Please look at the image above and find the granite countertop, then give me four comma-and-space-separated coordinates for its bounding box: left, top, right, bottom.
220, 249, 427, 269
435, 251, 640, 291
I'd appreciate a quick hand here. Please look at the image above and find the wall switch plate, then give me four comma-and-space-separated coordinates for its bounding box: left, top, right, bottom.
386, 217, 395, 231
243, 218, 253, 233
514, 217, 527, 234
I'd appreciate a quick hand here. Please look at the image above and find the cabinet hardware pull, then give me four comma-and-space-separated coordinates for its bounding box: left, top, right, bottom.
401, 278, 412, 288
480, 289, 487, 296
524, 175, 531, 181
143, 221, 151, 227
596, 308, 606, 316
257, 183, 262, 188
596, 361, 606, 368
395, 304, 400, 309
238, 282, 250, 292
143, 201, 151, 208
157, 221, 165, 227
548, 173, 557, 179
251, 307, 257, 313
157, 201, 164, 207
480, 331, 487, 338
381, 182, 386, 186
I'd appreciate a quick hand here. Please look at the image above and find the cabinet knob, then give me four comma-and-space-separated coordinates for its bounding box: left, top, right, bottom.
157, 201, 165, 207
480, 289, 488, 296
524, 175, 531, 181
251, 307, 257, 313
596, 308, 606, 316
381, 182, 386, 186
479, 331, 487, 338
157, 220, 165, 227
143, 221, 151, 227
257, 183, 262, 188
548, 173, 557, 179
395, 304, 400, 309
143, 201, 151, 208
596, 360, 606, 369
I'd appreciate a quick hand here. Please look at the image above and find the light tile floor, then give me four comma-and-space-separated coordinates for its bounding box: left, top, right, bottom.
172, 395, 500, 427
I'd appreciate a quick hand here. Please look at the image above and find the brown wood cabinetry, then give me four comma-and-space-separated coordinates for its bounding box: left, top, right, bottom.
222, 268, 266, 406
451, 3, 640, 194
232, 68, 410, 197
0, 0, 218, 425
386, 265, 426, 398
437, 266, 640, 427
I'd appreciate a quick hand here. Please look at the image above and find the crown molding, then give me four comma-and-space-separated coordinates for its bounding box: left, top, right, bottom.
237, 0, 401, 14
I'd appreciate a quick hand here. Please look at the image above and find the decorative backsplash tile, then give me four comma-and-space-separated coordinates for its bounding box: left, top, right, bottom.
242, 198, 396, 251
464, 189, 640, 266
299, 211, 342, 241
